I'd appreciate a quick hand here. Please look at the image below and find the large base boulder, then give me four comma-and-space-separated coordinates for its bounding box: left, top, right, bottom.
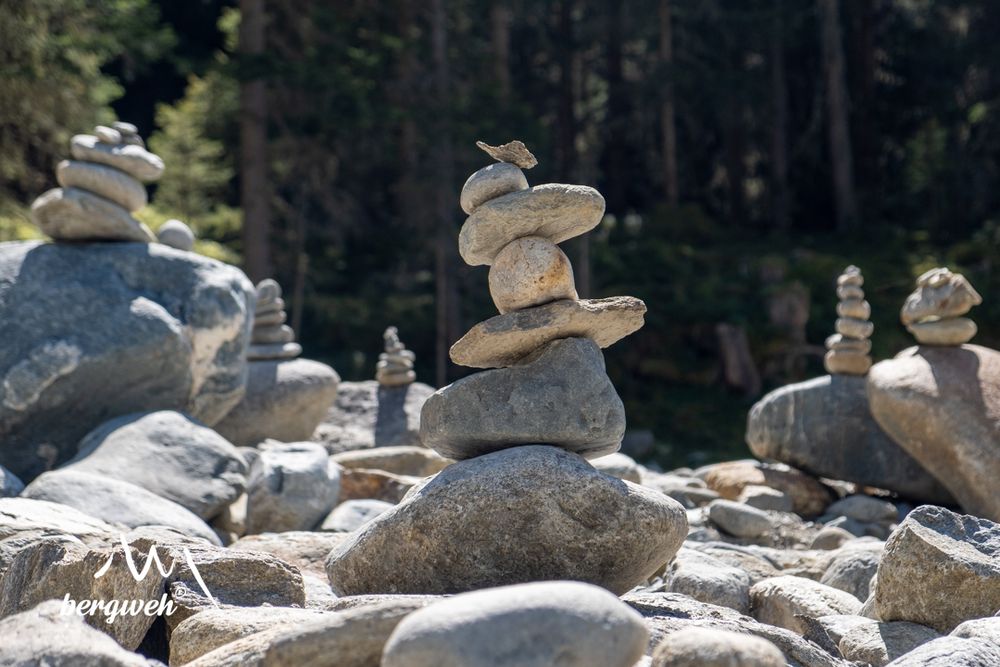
214, 359, 340, 447
746, 374, 953, 503
312, 380, 434, 453
325, 445, 687, 596
0, 240, 254, 480
867, 345, 1000, 520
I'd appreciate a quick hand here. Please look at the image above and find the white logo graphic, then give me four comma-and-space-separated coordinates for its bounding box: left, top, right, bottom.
60, 534, 218, 624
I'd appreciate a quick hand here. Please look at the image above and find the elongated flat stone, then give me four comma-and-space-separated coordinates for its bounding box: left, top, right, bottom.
449, 296, 646, 368
70, 134, 164, 182
56, 160, 147, 211
30, 187, 154, 242
458, 184, 605, 266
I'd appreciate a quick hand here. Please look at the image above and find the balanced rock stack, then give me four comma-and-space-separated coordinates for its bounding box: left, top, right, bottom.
215, 279, 339, 446
375, 326, 416, 387
248, 279, 301, 360
824, 265, 873, 375
30, 122, 163, 243
900, 267, 982, 345
325, 141, 686, 597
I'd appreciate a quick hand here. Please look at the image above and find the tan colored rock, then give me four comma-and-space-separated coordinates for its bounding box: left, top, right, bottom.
699, 460, 833, 517
450, 296, 646, 368
460, 162, 528, 214
330, 446, 451, 477
488, 236, 578, 313
56, 160, 147, 211
458, 184, 605, 266
824, 350, 872, 375
907, 317, 977, 345
475, 139, 538, 169
651, 627, 785, 667
338, 467, 421, 504
749, 576, 862, 635
30, 187, 154, 242
838, 266, 864, 287
70, 133, 164, 182
901, 267, 982, 326
837, 298, 871, 320
837, 285, 864, 300
835, 317, 874, 339
825, 334, 872, 354
231, 531, 348, 578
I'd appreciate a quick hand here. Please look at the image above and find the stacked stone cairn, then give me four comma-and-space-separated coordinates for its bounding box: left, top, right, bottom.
30, 122, 163, 242
824, 265, 874, 375
215, 278, 339, 446
901, 267, 982, 345
420, 140, 648, 459
376, 326, 416, 387
248, 279, 302, 360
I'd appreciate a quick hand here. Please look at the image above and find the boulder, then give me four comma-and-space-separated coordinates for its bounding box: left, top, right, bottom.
450, 296, 646, 368
651, 627, 785, 667
0, 241, 254, 480
882, 636, 1000, 666
839, 621, 940, 666
231, 531, 347, 579
746, 375, 953, 503
871, 505, 1000, 633
382, 581, 647, 667
63, 410, 247, 520
663, 548, 752, 613
329, 446, 450, 477
312, 380, 434, 453
213, 359, 340, 447
819, 541, 882, 601
21, 470, 220, 544
867, 345, 1000, 520
0, 599, 155, 666
320, 499, 394, 532
699, 460, 833, 517
708, 499, 774, 538
420, 337, 625, 459
0, 497, 115, 574
244, 442, 341, 534
326, 445, 687, 596
749, 575, 862, 635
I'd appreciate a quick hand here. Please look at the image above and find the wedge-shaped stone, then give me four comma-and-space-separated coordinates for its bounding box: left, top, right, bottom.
30, 187, 154, 242
56, 160, 147, 211
325, 445, 687, 596
450, 296, 646, 368
422, 338, 625, 459
70, 133, 164, 182
458, 183, 605, 265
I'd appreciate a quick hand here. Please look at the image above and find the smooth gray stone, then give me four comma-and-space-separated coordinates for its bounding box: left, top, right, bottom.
214, 358, 340, 447
652, 626, 785, 667
382, 582, 647, 667
459, 162, 528, 215
244, 441, 341, 533
420, 337, 625, 460
63, 410, 247, 520
884, 636, 1000, 666
252, 323, 294, 344
321, 499, 395, 532
839, 620, 940, 666
664, 548, 752, 614
0, 497, 115, 575
22, 470, 221, 544
820, 542, 882, 601
70, 133, 164, 181
0, 241, 254, 480
157, 219, 195, 251
56, 160, 148, 211
746, 374, 954, 503
247, 342, 301, 360
30, 187, 153, 242
326, 445, 687, 596
312, 380, 434, 453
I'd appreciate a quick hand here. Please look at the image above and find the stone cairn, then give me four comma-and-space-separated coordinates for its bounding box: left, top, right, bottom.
824, 265, 874, 375
376, 326, 416, 387
248, 279, 302, 360
419, 140, 647, 459
901, 267, 982, 346
30, 122, 164, 243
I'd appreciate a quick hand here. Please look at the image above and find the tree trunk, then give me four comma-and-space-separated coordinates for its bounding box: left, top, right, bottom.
770, 0, 790, 230
431, 0, 456, 387
723, 96, 746, 226
659, 0, 679, 207
604, 0, 626, 216
847, 0, 876, 196
490, 1, 512, 101
239, 0, 271, 282
819, 0, 858, 232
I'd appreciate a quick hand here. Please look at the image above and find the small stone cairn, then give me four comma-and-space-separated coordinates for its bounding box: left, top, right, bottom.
376, 326, 416, 387
420, 140, 646, 459
30, 122, 164, 242
824, 265, 873, 375
248, 279, 302, 360
901, 267, 982, 345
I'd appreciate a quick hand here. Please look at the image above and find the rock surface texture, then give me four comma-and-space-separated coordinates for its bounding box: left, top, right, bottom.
0, 242, 254, 481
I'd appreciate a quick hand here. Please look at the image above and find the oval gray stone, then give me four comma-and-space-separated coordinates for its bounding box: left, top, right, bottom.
56, 160, 147, 211
326, 445, 688, 596
421, 337, 625, 460
382, 581, 648, 667
460, 162, 528, 214
30, 187, 154, 242
157, 219, 196, 251
70, 133, 164, 182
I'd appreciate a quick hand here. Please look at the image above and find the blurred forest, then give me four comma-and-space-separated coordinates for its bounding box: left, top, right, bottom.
3, 0, 1000, 466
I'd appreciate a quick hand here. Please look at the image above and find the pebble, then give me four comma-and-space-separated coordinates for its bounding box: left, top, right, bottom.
460, 161, 528, 214
708, 499, 774, 538
835, 317, 875, 339
157, 219, 196, 251
488, 235, 578, 313
95, 125, 122, 144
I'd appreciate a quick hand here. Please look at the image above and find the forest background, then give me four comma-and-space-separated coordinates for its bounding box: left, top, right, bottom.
3, 0, 999, 467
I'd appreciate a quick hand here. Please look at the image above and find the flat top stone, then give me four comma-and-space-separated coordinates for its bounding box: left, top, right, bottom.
476, 140, 538, 169
450, 297, 646, 368
69, 134, 164, 182
458, 184, 605, 266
